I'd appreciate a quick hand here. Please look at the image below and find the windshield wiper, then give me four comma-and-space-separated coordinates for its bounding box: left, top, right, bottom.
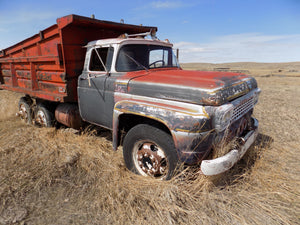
123, 52, 148, 72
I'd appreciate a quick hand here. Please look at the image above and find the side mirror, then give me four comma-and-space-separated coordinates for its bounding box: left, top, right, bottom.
176, 48, 179, 60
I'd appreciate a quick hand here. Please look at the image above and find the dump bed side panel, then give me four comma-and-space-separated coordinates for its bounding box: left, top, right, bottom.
0, 14, 157, 102
0, 24, 66, 102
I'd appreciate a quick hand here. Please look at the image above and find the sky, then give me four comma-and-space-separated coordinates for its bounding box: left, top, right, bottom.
0, 0, 300, 63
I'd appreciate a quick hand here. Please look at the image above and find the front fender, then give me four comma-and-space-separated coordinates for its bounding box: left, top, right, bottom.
112, 93, 213, 163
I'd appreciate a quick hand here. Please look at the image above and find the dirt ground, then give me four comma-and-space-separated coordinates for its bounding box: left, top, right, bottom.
0, 63, 299, 224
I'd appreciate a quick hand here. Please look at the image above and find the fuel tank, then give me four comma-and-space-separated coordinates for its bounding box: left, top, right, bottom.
55, 103, 83, 129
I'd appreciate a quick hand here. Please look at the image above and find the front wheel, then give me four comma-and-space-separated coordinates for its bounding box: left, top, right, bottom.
123, 124, 179, 180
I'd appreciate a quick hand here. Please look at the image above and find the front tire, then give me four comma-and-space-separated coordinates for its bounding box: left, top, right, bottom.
123, 124, 179, 180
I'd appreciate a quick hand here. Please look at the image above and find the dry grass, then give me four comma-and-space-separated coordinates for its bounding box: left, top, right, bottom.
0, 64, 299, 224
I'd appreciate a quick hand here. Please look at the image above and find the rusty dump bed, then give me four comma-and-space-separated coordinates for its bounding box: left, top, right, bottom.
0, 14, 156, 102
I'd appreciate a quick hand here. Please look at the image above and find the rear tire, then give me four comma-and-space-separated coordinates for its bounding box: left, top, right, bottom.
34, 104, 54, 127
123, 124, 179, 180
18, 97, 33, 124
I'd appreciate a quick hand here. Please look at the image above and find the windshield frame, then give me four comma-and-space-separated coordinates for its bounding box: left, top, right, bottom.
115, 44, 179, 72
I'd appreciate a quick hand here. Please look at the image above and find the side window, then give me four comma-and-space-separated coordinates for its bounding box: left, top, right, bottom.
149, 49, 168, 68
89, 47, 114, 72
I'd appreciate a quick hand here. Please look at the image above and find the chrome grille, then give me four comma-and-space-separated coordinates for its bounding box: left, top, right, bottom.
231, 96, 254, 122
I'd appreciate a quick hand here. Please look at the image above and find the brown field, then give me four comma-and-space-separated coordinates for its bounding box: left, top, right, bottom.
182, 61, 300, 77
0, 62, 299, 224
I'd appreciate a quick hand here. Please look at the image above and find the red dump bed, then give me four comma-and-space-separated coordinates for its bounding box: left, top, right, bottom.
0, 14, 156, 102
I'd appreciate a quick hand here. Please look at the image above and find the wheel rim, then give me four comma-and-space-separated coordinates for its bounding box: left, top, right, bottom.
19, 103, 30, 123
36, 110, 47, 126
132, 140, 169, 178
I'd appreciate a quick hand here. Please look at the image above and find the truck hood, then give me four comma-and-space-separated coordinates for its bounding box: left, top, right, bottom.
127, 68, 258, 106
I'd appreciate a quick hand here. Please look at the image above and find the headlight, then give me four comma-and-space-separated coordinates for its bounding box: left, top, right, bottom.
213, 104, 234, 132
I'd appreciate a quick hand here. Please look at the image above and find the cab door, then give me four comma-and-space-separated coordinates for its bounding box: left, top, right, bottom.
78, 46, 115, 129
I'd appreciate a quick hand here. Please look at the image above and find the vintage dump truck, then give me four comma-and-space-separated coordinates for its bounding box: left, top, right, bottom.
0, 14, 260, 179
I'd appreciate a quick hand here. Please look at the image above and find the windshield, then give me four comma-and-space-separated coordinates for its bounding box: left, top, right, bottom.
116, 44, 179, 72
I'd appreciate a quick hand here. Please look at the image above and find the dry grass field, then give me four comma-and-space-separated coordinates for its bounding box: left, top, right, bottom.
181, 62, 300, 77
0, 62, 299, 224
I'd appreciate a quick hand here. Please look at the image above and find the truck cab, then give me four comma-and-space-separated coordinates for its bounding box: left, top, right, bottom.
78, 36, 178, 129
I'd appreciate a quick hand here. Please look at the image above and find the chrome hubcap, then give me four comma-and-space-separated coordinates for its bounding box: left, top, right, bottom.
19, 104, 29, 122
133, 141, 168, 178
36, 110, 47, 126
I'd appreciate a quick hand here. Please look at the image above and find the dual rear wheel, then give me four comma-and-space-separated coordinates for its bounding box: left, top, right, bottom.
18, 97, 33, 124
34, 104, 54, 127
18, 97, 54, 127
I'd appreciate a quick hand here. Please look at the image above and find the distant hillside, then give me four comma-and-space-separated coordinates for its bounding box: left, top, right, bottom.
181, 62, 300, 76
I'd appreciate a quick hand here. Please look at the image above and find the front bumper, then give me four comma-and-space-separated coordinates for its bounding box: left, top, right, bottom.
200, 118, 259, 176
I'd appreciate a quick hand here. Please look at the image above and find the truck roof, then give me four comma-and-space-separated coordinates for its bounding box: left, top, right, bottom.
86, 38, 173, 48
